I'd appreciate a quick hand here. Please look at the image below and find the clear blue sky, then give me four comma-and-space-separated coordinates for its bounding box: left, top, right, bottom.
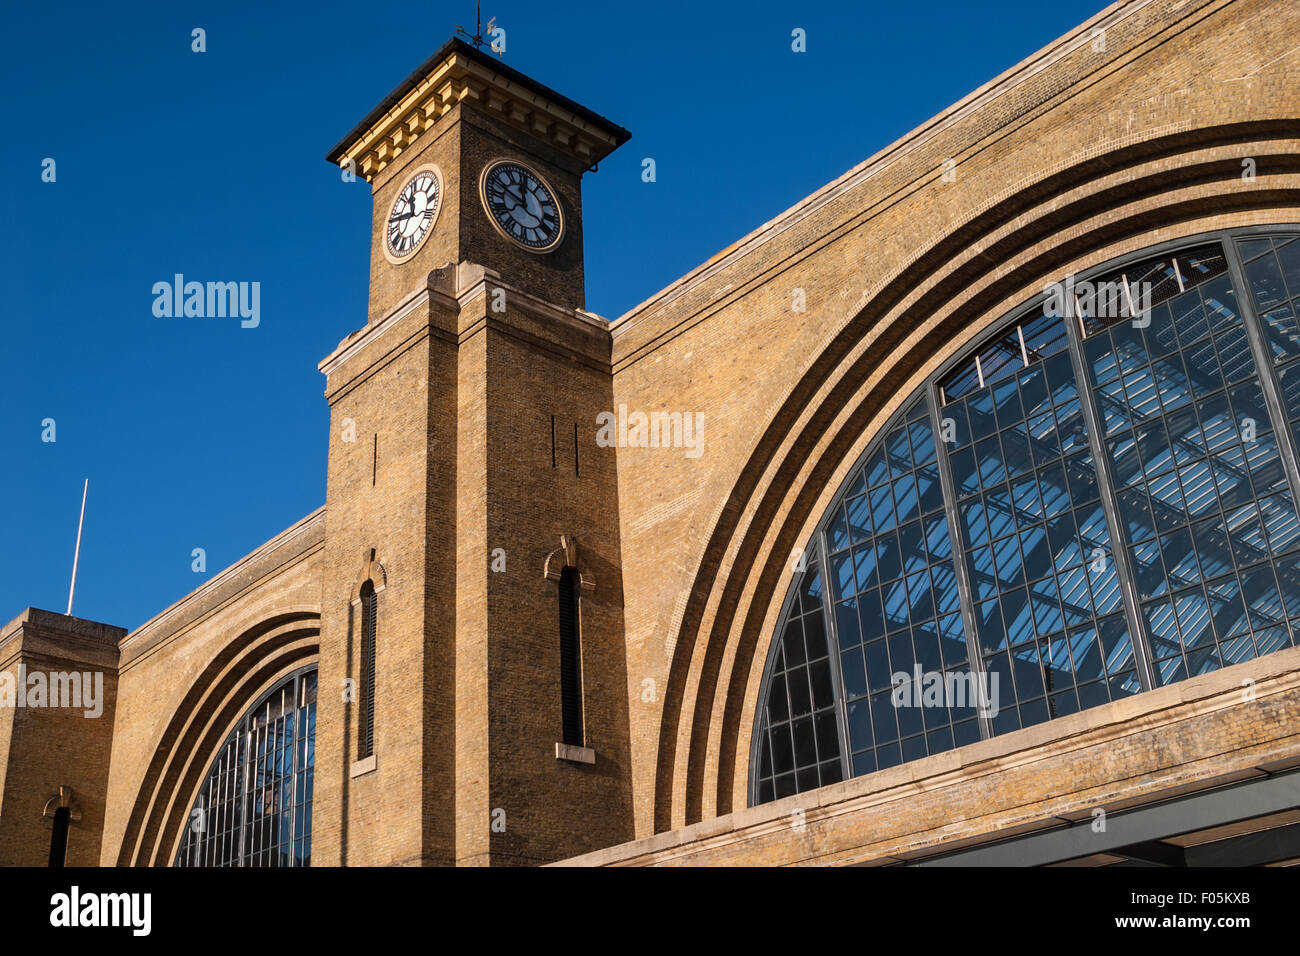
0, 0, 1107, 630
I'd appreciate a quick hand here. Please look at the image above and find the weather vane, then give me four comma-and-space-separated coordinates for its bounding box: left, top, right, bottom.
455, 1, 499, 55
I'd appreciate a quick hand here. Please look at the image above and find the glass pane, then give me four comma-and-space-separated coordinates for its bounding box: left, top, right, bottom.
175, 669, 316, 867
754, 232, 1300, 807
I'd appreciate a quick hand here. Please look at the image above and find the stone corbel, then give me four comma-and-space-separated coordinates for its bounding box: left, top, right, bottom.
42, 786, 82, 828
543, 535, 595, 593
351, 547, 388, 607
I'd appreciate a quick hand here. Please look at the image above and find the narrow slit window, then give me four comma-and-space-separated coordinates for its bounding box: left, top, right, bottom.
48, 806, 70, 867
359, 580, 378, 759
558, 567, 584, 746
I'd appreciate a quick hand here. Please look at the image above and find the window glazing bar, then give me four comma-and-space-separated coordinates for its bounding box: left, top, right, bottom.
287, 672, 299, 865
813, 531, 855, 781
926, 384, 994, 740
1062, 285, 1158, 692
1223, 238, 1300, 512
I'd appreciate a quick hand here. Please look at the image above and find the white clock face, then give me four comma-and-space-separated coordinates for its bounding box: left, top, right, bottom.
386, 166, 442, 260
480, 160, 564, 252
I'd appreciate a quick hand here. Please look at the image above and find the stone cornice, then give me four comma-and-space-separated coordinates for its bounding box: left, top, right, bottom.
318, 282, 448, 382
327, 40, 630, 182
1, 608, 126, 646
318, 261, 611, 384
0, 609, 126, 671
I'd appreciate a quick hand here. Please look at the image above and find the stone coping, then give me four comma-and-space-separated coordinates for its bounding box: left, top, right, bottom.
117, 508, 325, 663
605, 0, 1156, 339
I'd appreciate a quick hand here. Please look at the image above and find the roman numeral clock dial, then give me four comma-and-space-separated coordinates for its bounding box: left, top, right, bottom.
479, 159, 564, 253
384, 165, 443, 262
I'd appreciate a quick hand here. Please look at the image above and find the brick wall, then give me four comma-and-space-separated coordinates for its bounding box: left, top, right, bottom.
7, 0, 1296, 869
0, 609, 122, 866
608, 0, 1300, 838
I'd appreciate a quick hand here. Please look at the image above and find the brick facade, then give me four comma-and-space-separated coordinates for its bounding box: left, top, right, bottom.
2, 0, 1298, 867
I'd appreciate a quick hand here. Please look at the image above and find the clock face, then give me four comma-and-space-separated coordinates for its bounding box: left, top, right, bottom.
386, 166, 442, 260
480, 160, 564, 252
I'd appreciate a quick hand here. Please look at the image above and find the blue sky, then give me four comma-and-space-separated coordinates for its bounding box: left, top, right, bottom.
0, 0, 1107, 630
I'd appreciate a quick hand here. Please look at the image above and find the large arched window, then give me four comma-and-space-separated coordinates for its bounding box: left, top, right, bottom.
753, 228, 1300, 805
175, 667, 317, 866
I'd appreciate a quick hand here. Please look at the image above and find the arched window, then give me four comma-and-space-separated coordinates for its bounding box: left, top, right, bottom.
359, 580, 378, 760
753, 228, 1300, 805
175, 667, 317, 867
753, 553, 845, 803
558, 566, 584, 747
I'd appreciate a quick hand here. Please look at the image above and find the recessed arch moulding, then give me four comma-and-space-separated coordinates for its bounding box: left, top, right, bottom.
611, 0, 1300, 836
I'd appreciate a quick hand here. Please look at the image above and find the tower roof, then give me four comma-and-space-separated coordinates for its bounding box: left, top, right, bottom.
325, 37, 631, 181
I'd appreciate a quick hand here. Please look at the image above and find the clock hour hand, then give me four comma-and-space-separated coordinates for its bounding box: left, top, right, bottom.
390, 203, 422, 223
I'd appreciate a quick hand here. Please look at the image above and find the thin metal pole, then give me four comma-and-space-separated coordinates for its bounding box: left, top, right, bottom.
66, 478, 88, 616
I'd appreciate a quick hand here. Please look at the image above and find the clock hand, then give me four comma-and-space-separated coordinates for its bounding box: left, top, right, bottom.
391, 201, 424, 223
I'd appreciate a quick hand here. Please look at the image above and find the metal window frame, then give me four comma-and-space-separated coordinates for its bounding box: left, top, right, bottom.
813, 530, 859, 781
927, 383, 998, 740
747, 537, 856, 806
1061, 283, 1159, 691
175, 665, 317, 867
749, 224, 1300, 807
830, 406, 960, 767
1224, 234, 1300, 518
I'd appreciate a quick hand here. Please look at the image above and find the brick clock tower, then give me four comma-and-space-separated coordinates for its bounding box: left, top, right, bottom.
312, 38, 633, 865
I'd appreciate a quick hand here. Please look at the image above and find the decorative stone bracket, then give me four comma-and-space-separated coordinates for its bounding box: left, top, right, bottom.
543, 534, 595, 593
42, 786, 82, 828
351, 547, 388, 606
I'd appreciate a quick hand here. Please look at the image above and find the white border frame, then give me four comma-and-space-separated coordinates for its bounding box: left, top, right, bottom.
382, 163, 445, 265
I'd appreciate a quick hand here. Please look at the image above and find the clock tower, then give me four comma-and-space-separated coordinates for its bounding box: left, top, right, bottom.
314, 39, 634, 865
325, 37, 629, 320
